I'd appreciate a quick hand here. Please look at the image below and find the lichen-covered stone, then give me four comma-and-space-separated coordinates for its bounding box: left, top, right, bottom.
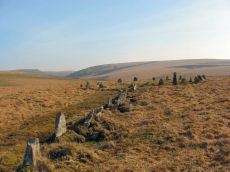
55, 112, 67, 137
23, 138, 41, 167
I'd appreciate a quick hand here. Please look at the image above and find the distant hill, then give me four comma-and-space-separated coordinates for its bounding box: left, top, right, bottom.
68, 59, 230, 80
67, 62, 149, 79
11, 69, 73, 77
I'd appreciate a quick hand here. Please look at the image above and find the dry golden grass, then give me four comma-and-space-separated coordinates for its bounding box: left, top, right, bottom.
0, 73, 229, 171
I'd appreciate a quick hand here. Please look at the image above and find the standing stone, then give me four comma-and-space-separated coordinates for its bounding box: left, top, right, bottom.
127, 83, 137, 92
166, 76, 169, 80
23, 138, 41, 167
202, 75, 206, 80
133, 83, 137, 91
98, 82, 104, 89
159, 78, 164, 85
117, 91, 127, 105
197, 75, 206, 82
194, 76, 200, 84
173, 72, 177, 85
108, 96, 113, 107
85, 81, 90, 89
55, 112, 67, 137
133, 76, 138, 82
117, 78, 122, 84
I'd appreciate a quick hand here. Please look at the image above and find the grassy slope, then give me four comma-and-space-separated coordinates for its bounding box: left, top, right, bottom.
0, 73, 230, 171
69, 59, 230, 80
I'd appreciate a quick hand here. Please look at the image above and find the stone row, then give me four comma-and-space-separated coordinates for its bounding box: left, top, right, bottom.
19, 82, 138, 171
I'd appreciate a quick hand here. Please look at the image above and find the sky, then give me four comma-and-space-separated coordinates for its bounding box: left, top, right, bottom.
0, 0, 230, 71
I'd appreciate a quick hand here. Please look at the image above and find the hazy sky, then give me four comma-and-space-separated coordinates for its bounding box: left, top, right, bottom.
0, 0, 230, 71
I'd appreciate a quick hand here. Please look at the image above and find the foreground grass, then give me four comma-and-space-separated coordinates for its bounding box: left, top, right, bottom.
0, 74, 230, 171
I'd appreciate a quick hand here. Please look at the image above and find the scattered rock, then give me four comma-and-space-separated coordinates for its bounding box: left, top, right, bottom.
114, 90, 127, 105
48, 146, 72, 161
70, 109, 123, 142
100, 141, 116, 149
129, 96, 137, 103
97, 82, 105, 89
77, 151, 94, 163
117, 78, 122, 84
118, 103, 131, 113
194, 74, 207, 84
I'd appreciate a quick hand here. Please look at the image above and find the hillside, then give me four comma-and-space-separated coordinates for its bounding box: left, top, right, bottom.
68, 59, 230, 80
0, 73, 229, 171
68, 62, 149, 79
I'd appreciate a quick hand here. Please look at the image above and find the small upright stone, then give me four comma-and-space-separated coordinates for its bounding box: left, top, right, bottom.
55, 112, 67, 137
128, 83, 137, 92
181, 77, 187, 84
117, 78, 122, 84
166, 76, 169, 80
98, 82, 104, 89
133, 76, 138, 82
159, 78, 164, 85
108, 96, 113, 107
193, 76, 200, 84
202, 75, 206, 80
85, 81, 90, 89
23, 138, 41, 167
197, 75, 205, 81
117, 90, 127, 105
